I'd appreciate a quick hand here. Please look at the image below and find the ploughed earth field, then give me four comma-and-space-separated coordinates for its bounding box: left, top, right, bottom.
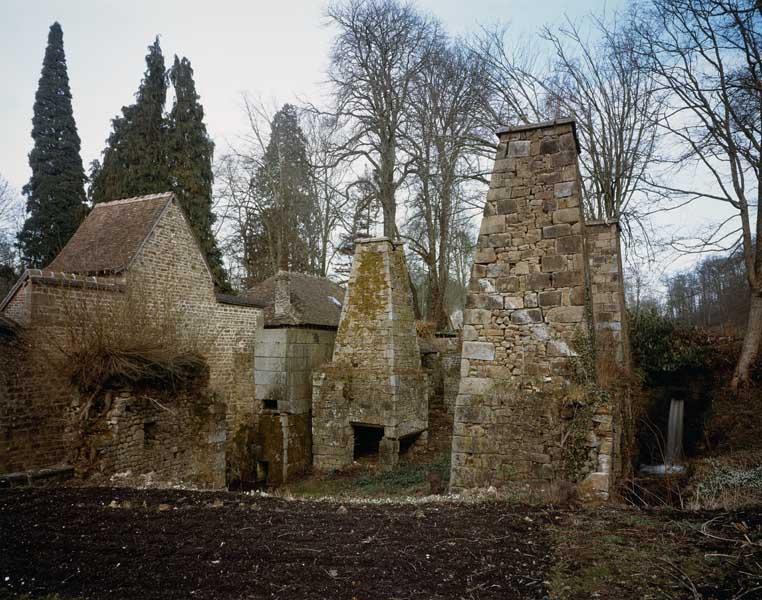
0, 487, 760, 600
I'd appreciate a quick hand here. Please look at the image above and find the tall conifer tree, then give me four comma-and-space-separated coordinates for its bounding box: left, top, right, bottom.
91, 38, 169, 203
250, 104, 317, 279
167, 56, 228, 289
18, 22, 87, 268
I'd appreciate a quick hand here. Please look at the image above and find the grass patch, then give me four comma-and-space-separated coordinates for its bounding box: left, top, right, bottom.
547, 507, 761, 599
284, 450, 451, 499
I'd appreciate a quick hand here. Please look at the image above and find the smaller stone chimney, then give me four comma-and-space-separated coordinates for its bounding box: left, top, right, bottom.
273, 270, 291, 319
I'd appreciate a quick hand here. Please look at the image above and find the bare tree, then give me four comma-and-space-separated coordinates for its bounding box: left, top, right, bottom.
325, 0, 438, 238
473, 16, 664, 239
402, 36, 489, 328
301, 111, 356, 276
633, 0, 761, 388
0, 176, 22, 297
540, 17, 666, 228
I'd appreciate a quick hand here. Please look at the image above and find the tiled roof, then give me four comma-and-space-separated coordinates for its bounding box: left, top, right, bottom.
46, 193, 174, 274
246, 272, 345, 328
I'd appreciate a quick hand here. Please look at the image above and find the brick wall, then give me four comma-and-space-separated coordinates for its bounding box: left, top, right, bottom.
1, 198, 261, 480
1, 275, 125, 473
127, 201, 261, 437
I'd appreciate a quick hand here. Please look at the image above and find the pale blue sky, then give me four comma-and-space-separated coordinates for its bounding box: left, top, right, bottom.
0, 0, 624, 193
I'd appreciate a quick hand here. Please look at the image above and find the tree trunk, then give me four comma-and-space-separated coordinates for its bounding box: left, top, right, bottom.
732, 291, 762, 390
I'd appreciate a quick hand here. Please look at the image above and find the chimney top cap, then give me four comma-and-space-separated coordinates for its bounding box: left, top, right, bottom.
496, 118, 580, 154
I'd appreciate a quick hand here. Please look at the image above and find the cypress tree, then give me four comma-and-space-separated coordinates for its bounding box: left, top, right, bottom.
18, 22, 88, 268
91, 37, 170, 203
167, 56, 228, 289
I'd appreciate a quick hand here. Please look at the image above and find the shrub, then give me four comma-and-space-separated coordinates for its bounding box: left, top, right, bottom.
629, 309, 718, 381
56, 285, 208, 392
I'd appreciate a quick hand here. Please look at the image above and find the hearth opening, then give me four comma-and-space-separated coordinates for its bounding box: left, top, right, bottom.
353, 424, 384, 459
262, 398, 278, 411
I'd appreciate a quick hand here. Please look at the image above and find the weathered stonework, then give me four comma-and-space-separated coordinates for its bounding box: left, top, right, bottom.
0, 194, 261, 483
69, 387, 227, 489
312, 238, 428, 470
450, 119, 628, 501
420, 334, 462, 414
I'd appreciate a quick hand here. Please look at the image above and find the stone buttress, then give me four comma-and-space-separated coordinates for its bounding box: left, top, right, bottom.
312, 238, 428, 470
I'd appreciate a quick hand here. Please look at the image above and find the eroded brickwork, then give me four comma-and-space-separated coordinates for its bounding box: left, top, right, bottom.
450, 119, 627, 500
312, 239, 428, 470
1, 276, 125, 473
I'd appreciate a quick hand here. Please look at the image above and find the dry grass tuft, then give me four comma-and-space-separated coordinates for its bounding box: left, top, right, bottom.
56, 284, 208, 392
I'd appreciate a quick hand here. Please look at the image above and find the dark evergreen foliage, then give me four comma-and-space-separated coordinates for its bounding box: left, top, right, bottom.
18, 22, 88, 268
90, 38, 170, 204
248, 104, 317, 281
91, 42, 230, 289
167, 56, 228, 290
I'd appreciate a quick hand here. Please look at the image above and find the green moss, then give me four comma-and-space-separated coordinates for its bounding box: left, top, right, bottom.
338, 250, 386, 340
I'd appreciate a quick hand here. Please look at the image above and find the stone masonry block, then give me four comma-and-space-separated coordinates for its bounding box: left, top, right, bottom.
464, 309, 492, 325
507, 140, 530, 157
545, 306, 584, 323
462, 342, 496, 361
474, 248, 497, 264
554, 182, 575, 198
543, 224, 572, 239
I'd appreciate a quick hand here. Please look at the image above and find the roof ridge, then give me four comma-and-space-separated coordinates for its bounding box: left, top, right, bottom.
93, 192, 174, 208
285, 271, 342, 285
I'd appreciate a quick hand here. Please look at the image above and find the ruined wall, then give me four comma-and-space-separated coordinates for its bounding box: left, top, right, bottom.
450, 119, 625, 499
312, 238, 428, 470
251, 326, 335, 484
1, 199, 261, 478
70, 387, 226, 489
0, 274, 125, 473
255, 412, 311, 486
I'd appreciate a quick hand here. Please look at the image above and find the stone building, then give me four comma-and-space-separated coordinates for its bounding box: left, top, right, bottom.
245, 270, 344, 485
449, 119, 629, 501
0, 193, 261, 487
312, 238, 428, 470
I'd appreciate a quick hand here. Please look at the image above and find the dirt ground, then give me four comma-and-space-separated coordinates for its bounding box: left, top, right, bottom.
1, 487, 760, 600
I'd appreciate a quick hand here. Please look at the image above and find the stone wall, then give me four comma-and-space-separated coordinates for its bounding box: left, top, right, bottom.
127, 200, 261, 437
1, 199, 261, 480
252, 326, 335, 484
69, 386, 226, 489
255, 412, 311, 486
312, 238, 428, 470
0, 274, 125, 473
421, 334, 461, 414
450, 119, 627, 500
254, 328, 336, 415
585, 220, 630, 368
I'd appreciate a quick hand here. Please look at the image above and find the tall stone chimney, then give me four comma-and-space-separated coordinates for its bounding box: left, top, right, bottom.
273, 270, 291, 320
311, 238, 428, 470
449, 118, 629, 502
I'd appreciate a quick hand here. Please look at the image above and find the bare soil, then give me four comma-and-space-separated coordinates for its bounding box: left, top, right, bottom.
0, 487, 554, 600
1, 487, 760, 600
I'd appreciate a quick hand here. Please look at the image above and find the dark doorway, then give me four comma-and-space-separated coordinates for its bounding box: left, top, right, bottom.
353, 424, 384, 459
